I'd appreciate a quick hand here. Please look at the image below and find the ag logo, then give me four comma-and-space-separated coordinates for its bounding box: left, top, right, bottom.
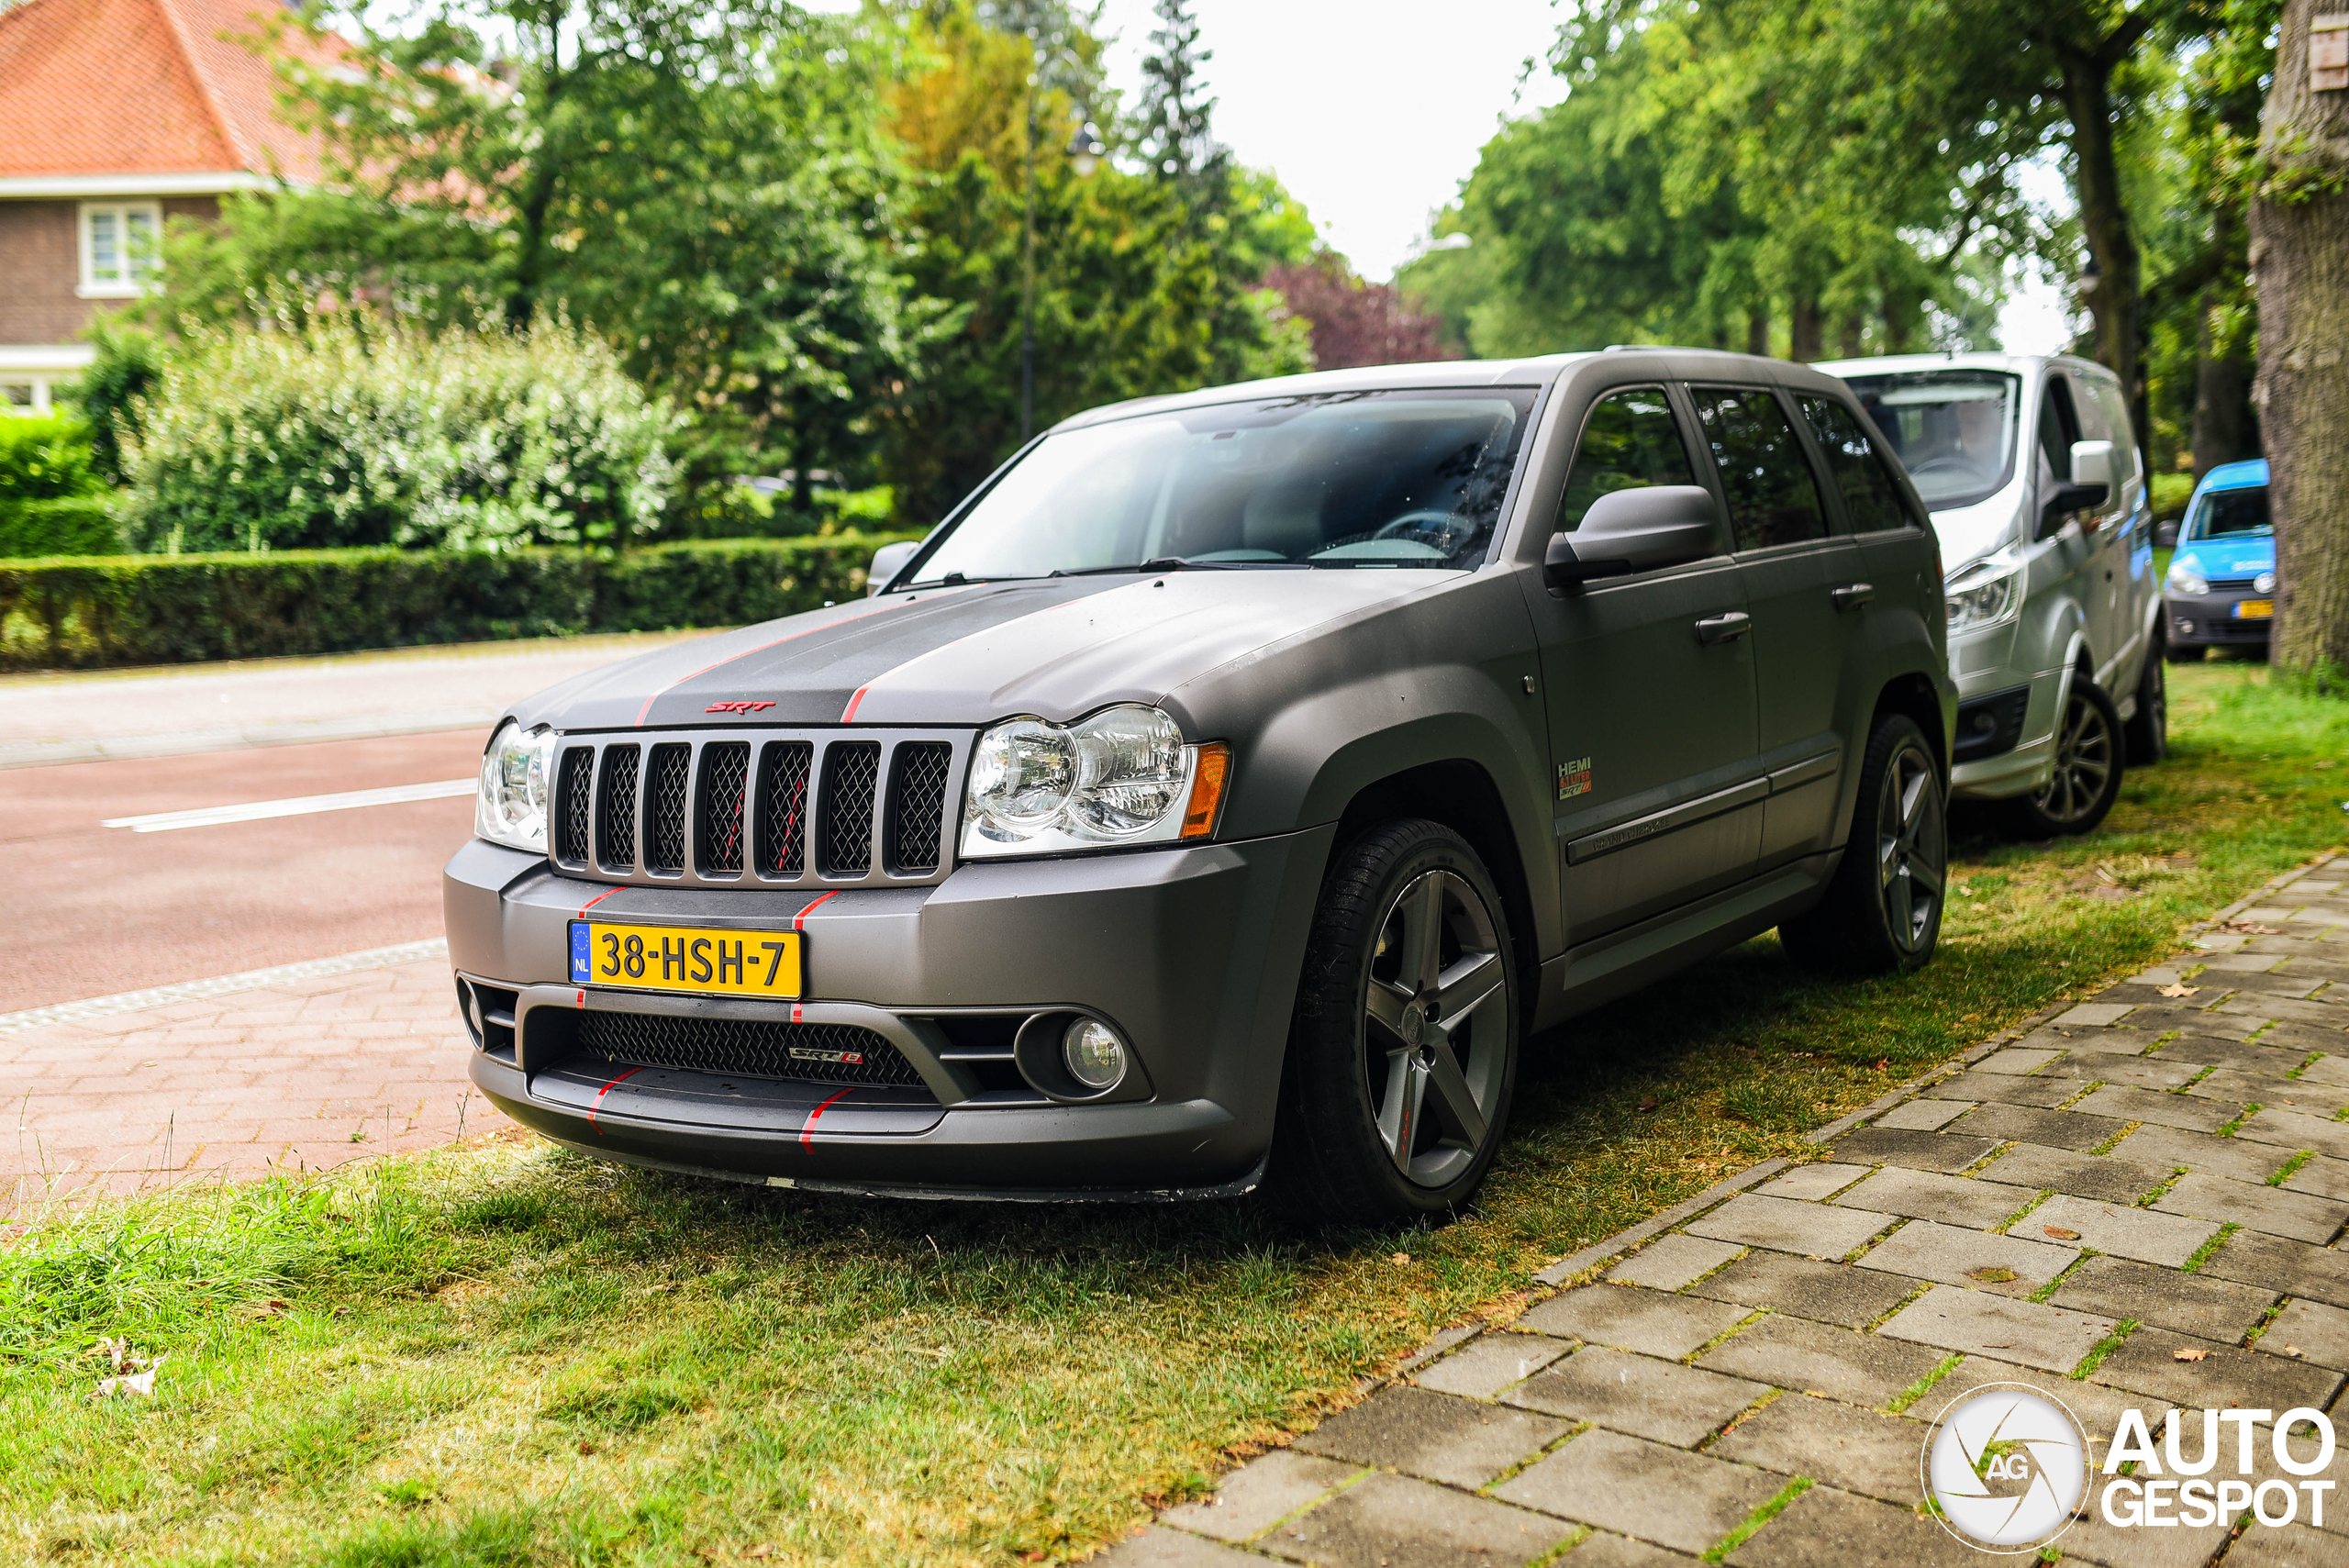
1920, 1382, 2089, 1552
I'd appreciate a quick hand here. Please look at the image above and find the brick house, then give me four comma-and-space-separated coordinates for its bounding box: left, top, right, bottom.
0, 0, 336, 412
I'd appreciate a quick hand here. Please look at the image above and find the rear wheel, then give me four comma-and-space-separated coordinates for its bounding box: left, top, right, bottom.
1267, 819, 1518, 1226
1779, 713, 1945, 975
2008, 676, 2123, 836
2124, 640, 2167, 766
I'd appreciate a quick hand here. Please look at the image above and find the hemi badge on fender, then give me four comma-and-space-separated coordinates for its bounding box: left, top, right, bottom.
1557, 757, 1593, 800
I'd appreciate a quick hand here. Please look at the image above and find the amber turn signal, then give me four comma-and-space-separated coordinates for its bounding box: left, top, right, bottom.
1179, 743, 1231, 840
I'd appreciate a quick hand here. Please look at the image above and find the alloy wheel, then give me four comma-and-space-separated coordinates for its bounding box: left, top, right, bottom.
1877, 740, 1945, 954
1362, 870, 1508, 1188
2031, 688, 2116, 825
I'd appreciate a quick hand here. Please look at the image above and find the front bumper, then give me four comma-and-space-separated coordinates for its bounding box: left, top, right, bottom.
1946, 660, 2063, 802
443, 826, 1333, 1196
2165, 594, 2272, 651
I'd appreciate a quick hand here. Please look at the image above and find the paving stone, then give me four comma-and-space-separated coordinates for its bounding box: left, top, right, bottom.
1687, 1252, 1921, 1329
1976, 1141, 2174, 1203
1552, 1534, 1700, 1566
1932, 1071, 2086, 1106
1754, 1162, 1871, 1201
1505, 1346, 1770, 1445
2045, 1255, 2277, 1341
2205, 951, 2291, 973
1858, 1218, 2080, 1296
1411, 1334, 1567, 1399
1293, 1385, 1566, 1488
1158, 1451, 1360, 1542
1830, 1128, 1999, 1173
1709, 1392, 1923, 1503
2242, 1109, 2349, 1162
1724, 1484, 1982, 1568
2088, 1325, 2343, 1414
1685, 1194, 1897, 1259
2300, 1055, 2349, 1089
2073, 1084, 2243, 1133
1833, 1167, 2036, 1229
2286, 1155, 2349, 1203
2190, 1067, 2340, 1107
1977, 1047, 2064, 1074
1261, 1471, 1571, 1568
1093, 1525, 1268, 1566
1951, 1102, 2128, 1152
2255, 1022, 2349, 1060
2026, 1193, 2221, 1267
2020, 1025, 2167, 1057
1875, 1100, 1975, 1132
2157, 1171, 2349, 1245
2141, 1008, 2274, 1040
2161, 1034, 2315, 1073
2059, 1053, 2207, 1091
2202, 1229, 2349, 1312
1520, 1285, 1753, 1359
1930, 1356, 2150, 1447
1697, 1314, 1946, 1408
1876, 1284, 2116, 1373
1491, 1429, 1781, 1557
2115, 1122, 2297, 1184
2259, 1298, 2349, 1373
2056, 1004, 2138, 1028
2055, 1485, 2243, 1568
1607, 1233, 1746, 1292
2219, 1522, 2349, 1568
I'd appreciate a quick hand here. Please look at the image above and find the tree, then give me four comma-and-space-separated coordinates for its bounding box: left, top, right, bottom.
1264, 252, 1453, 369
2252, 0, 2349, 677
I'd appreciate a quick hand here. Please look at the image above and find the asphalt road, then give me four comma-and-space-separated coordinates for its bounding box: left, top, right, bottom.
3, 729, 481, 1012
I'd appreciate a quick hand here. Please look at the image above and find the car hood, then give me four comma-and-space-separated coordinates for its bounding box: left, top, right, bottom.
2174, 536, 2275, 582
506, 570, 1455, 734
1928, 483, 2023, 575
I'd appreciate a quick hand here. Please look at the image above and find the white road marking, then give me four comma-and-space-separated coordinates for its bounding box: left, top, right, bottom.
103, 778, 476, 833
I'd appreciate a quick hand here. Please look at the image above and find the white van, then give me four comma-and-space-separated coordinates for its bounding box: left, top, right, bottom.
1817, 353, 2163, 834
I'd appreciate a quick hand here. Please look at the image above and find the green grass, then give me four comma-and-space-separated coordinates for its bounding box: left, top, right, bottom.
5, 664, 2348, 1565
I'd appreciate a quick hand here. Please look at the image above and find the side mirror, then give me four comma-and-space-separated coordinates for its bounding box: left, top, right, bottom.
2038, 481, 2110, 540
2070, 439, 2113, 490
1546, 485, 1722, 588
866, 539, 918, 596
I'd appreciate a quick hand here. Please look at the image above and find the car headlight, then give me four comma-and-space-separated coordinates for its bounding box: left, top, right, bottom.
475, 719, 557, 852
2166, 559, 2210, 597
2254, 570, 2277, 595
1944, 557, 2023, 634
961, 705, 1230, 859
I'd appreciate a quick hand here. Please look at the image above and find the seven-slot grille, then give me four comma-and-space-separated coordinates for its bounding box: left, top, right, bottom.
552, 728, 968, 888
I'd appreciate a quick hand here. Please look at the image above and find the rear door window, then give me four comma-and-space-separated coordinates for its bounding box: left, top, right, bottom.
1688, 386, 1830, 551
1555, 386, 1698, 534
1798, 396, 1919, 533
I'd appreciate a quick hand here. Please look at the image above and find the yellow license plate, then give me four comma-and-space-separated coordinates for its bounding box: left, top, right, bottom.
2236, 599, 2275, 619
568, 921, 801, 997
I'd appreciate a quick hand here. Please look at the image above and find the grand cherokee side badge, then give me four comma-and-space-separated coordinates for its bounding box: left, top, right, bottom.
1558, 757, 1593, 800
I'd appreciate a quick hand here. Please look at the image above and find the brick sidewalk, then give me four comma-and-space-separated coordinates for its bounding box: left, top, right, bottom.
2, 953, 490, 1213
1115, 859, 2349, 1567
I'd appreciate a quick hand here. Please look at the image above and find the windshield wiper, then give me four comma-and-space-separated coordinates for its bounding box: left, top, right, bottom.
1047, 557, 1240, 577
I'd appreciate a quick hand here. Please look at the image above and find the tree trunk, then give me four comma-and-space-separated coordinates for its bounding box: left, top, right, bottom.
2252, 0, 2349, 676
1880, 291, 1920, 355
2189, 299, 2257, 482
1838, 310, 1865, 359
1788, 295, 1822, 362
1746, 310, 1769, 356
2058, 48, 2143, 445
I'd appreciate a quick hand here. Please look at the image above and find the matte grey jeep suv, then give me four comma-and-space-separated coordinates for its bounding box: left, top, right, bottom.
445, 350, 1956, 1224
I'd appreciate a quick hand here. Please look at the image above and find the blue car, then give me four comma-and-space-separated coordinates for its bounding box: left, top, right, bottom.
2164, 459, 2273, 660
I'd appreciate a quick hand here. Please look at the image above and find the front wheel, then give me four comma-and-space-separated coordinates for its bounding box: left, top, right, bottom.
2009, 676, 2123, 836
2124, 642, 2167, 766
1267, 819, 1518, 1226
1779, 713, 1946, 975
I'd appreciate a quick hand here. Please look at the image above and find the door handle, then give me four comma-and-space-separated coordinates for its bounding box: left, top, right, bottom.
1694, 611, 1751, 645
1831, 582, 1875, 612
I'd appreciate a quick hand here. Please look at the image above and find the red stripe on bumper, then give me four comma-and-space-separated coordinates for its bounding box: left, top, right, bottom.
800, 1086, 854, 1146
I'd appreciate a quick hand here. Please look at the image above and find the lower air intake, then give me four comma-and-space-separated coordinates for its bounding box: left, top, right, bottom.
575, 1010, 927, 1088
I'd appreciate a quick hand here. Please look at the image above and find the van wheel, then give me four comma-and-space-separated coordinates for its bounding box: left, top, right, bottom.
2009, 677, 2123, 836
1779, 714, 1945, 976
2124, 643, 2167, 766
1267, 819, 1518, 1226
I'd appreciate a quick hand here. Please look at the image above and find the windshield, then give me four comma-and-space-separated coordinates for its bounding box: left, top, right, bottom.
2183, 485, 2271, 541
1840, 370, 2021, 511
903, 388, 1539, 584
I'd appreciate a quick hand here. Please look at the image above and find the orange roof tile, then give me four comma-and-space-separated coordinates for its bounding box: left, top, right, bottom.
0, 0, 341, 183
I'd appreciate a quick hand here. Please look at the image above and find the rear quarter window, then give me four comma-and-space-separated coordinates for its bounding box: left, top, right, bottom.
1798, 395, 1920, 533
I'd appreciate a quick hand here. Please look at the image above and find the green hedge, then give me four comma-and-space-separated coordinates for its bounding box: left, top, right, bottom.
0, 532, 918, 671
0, 496, 124, 559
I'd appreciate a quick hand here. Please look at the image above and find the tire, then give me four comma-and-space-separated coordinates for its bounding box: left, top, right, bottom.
2007, 675, 2124, 837
2164, 645, 2198, 664
2124, 640, 2167, 766
1266, 819, 1519, 1226
1779, 713, 1946, 976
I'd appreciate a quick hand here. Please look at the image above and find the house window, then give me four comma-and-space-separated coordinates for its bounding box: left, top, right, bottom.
79, 201, 161, 296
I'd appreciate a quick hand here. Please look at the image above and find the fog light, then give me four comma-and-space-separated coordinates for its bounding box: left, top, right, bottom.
1062, 1018, 1127, 1090
2178, 619, 2196, 637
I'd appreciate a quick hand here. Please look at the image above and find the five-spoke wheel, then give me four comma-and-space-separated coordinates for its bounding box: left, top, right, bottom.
2010, 677, 2123, 837
1780, 713, 1946, 975
1363, 869, 1509, 1190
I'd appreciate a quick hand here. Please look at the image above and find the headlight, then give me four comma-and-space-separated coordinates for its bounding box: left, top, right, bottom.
2166, 559, 2210, 596
475, 719, 557, 852
2254, 571, 2277, 595
1944, 557, 2023, 634
960, 705, 1230, 859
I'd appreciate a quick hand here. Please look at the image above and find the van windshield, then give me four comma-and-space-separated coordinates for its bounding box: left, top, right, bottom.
1839, 371, 2021, 512
2182, 486, 2271, 541
901, 388, 1539, 585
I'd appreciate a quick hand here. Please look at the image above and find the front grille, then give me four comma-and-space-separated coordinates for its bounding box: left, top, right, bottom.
821, 742, 882, 875
558, 728, 965, 888
696, 741, 750, 876
888, 742, 953, 873
2206, 576, 2260, 595
577, 1010, 927, 1088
